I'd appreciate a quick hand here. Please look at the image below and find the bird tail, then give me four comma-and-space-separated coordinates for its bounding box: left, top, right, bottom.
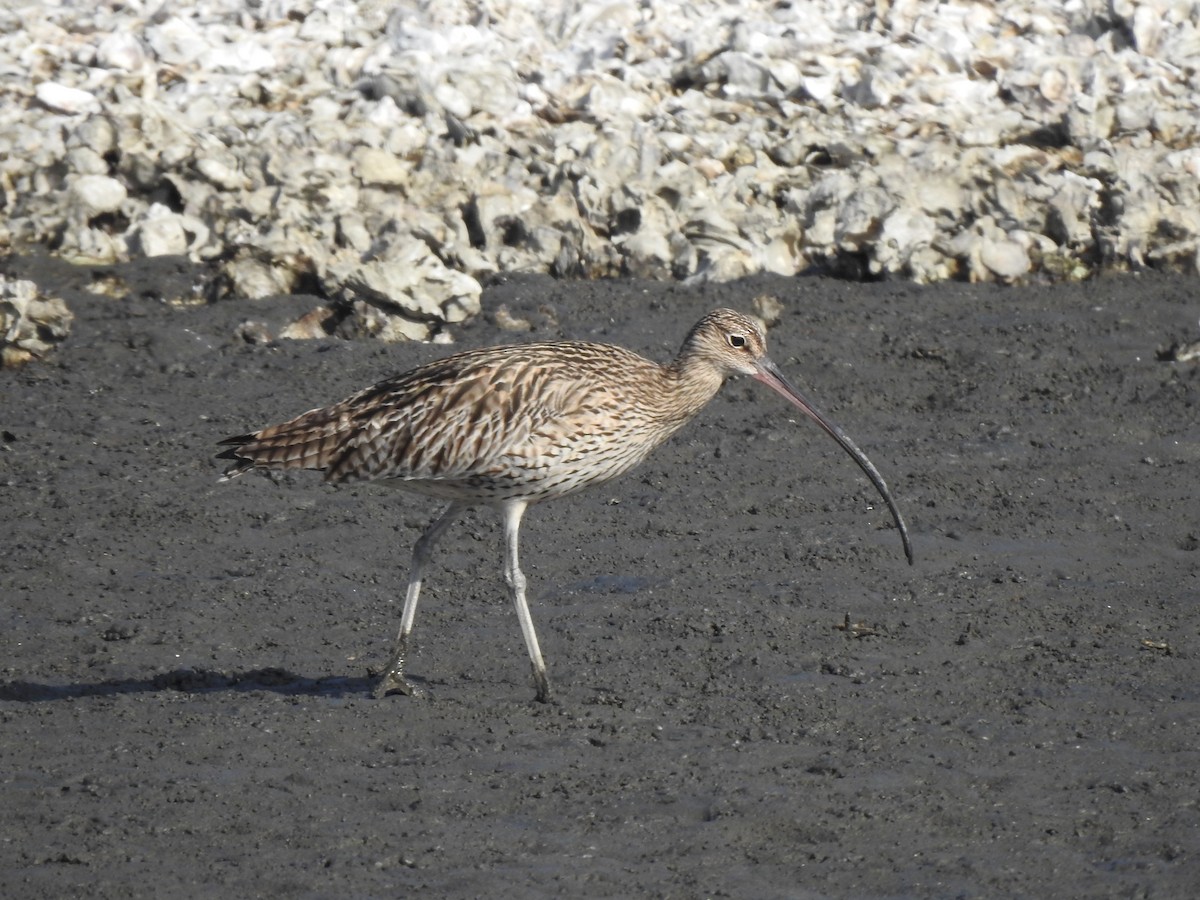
216, 406, 349, 481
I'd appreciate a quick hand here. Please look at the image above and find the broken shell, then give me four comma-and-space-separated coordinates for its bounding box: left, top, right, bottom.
0, 277, 74, 367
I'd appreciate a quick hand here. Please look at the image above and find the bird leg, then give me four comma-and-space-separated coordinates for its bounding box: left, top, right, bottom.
373, 502, 464, 699
502, 500, 551, 702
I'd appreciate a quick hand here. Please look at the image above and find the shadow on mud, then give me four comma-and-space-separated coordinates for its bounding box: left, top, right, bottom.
0, 668, 380, 702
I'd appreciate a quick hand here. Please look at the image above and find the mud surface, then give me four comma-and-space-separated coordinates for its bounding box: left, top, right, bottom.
2, 258, 1198, 897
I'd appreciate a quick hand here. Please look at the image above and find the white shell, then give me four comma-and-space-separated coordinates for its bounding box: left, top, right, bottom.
35, 82, 99, 115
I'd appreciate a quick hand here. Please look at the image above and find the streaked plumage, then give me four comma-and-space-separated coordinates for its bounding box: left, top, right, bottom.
218, 309, 912, 701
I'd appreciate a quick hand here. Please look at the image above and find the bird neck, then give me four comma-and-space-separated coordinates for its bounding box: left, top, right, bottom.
661, 352, 727, 422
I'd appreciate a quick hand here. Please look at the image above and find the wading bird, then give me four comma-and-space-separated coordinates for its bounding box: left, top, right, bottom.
218, 309, 912, 701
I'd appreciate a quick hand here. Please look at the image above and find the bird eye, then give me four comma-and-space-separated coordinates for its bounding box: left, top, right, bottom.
728, 334, 747, 349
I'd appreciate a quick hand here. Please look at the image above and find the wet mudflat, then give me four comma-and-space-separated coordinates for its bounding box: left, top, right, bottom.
1, 260, 1198, 897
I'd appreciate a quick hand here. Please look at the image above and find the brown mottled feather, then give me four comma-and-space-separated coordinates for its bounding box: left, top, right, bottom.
218, 316, 735, 503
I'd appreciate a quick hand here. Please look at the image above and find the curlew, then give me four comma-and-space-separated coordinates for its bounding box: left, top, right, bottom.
217, 309, 912, 702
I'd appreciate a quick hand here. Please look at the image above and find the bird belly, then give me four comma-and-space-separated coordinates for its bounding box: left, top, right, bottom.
377, 433, 658, 504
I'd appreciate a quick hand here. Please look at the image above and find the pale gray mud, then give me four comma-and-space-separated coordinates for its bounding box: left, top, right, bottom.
1, 257, 1198, 898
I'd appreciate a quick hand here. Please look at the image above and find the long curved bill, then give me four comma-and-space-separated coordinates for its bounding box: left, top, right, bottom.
753, 358, 914, 565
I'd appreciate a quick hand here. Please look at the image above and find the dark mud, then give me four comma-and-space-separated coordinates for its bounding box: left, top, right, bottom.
1, 257, 1198, 897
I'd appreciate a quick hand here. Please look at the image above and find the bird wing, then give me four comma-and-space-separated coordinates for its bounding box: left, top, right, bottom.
325, 343, 663, 493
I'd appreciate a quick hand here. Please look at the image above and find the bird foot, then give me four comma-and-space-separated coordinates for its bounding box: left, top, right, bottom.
372, 669, 420, 699
372, 641, 419, 699
533, 669, 552, 704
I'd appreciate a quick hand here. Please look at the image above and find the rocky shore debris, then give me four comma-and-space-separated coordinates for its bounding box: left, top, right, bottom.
0, 276, 74, 367
2, 0, 1199, 343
